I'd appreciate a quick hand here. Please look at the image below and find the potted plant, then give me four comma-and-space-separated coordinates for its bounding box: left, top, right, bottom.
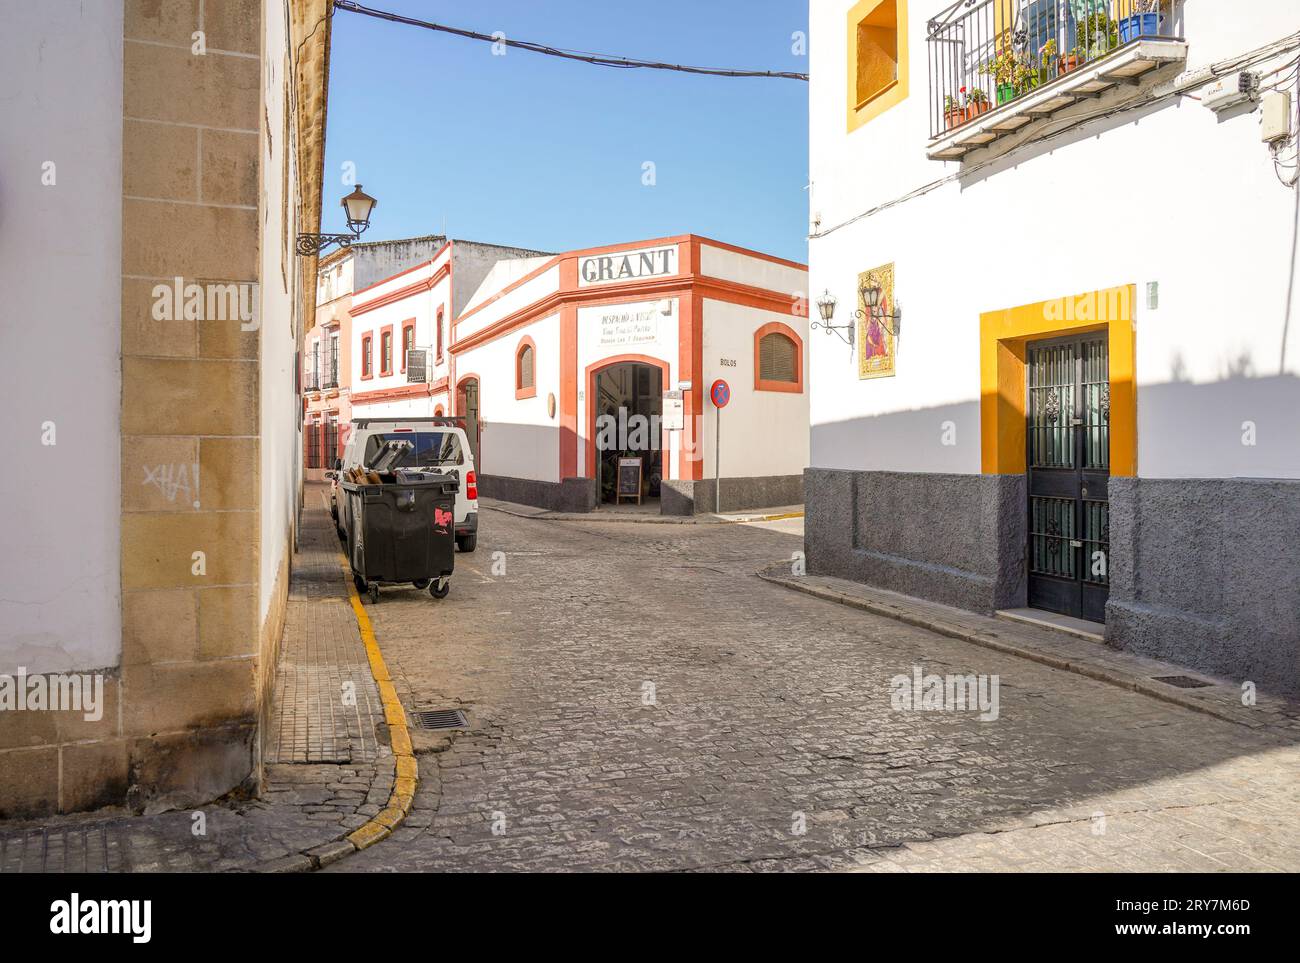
965, 87, 991, 121
944, 93, 964, 129
981, 49, 1021, 105
1040, 38, 1077, 78
1076, 10, 1119, 62
1119, 0, 1164, 44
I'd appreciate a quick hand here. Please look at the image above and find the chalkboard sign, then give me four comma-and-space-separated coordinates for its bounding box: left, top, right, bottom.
616, 457, 643, 505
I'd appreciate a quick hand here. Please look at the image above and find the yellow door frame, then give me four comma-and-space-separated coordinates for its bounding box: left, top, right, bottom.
979, 285, 1136, 476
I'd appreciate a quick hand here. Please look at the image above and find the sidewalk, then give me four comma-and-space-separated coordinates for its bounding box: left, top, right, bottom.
0, 488, 394, 873
481, 496, 804, 525
759, 563, 1300, 738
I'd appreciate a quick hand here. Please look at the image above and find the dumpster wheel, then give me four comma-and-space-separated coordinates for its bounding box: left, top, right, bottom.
429, 577, 450, 600
412, 579, 432, 590
368, 583, 380, 605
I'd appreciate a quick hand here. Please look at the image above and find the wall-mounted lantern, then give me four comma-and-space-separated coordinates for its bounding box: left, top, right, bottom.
861, 281, 902, 338
813, 281, 903, 358
296, 185, 378, 257
813, 290, 855, 352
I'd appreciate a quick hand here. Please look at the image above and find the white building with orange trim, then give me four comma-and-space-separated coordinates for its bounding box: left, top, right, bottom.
449, 235, 810, 514
348, 238, 553, 424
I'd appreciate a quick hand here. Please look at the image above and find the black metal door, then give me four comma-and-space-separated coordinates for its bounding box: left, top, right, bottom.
1026, 335, 1110, 622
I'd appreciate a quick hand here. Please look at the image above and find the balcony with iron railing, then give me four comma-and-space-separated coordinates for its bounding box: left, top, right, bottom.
926, 0, 1187, 159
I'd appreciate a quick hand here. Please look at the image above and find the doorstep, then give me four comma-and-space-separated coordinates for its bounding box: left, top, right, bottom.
996, 607, 1104, 644
756, 563, 1300, 737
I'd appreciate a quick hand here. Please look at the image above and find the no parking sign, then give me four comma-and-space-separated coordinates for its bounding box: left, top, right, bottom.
709, 379, 730, 512
710, 379, 730, 408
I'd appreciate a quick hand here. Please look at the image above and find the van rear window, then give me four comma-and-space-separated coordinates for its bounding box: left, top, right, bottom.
363, 432, 463, 469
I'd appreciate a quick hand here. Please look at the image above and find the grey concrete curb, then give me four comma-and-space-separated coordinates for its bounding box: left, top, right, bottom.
484, 501, 803, 526
756, 564, 1300, 738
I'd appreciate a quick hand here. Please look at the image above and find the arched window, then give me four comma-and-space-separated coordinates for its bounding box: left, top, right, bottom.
754, 323, 803, 393
515, 337, 537, 399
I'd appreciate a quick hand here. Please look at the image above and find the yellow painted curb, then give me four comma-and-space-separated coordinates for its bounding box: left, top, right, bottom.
347, 821, 391, 850
339, 554, 419, 853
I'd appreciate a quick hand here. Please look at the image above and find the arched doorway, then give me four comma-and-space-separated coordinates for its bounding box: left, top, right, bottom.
456, 375, 481, 468
587, 357, 666, 506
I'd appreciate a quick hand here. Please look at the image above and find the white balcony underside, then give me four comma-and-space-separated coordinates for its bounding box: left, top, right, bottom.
927, 39, 1189, 161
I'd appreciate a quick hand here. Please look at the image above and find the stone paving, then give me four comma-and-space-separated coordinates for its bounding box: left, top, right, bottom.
0, 487, 391, 872
329, 507, 1300, 873
265, 492, 382, 764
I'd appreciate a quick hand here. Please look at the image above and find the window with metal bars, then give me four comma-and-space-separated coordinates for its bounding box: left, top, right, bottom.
759, 332, 798, 383
402, 323, 415, 371
305, 420, 323, 469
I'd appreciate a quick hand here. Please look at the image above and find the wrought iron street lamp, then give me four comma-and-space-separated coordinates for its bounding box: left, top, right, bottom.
296, 185, 378, 257
812, 290, 855, 352
861, 281, 903, 338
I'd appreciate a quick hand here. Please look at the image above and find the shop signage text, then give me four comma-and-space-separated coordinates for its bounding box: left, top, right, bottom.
598, 304, 660, 346
579, 245, 678, 287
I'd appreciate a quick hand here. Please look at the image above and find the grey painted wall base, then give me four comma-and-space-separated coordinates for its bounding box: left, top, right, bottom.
661, 474, 804, 515
478, 474, 597, 514
804, 467, 1026, 614
1107, 477, 1300, 698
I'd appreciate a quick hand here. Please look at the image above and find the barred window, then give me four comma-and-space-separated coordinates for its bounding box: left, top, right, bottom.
759, 332, 798, 383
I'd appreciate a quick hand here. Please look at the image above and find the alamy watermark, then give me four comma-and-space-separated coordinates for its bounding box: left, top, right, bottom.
890, 665, 1000, 722
0, 667, 104, 721
151, 277, 259, 331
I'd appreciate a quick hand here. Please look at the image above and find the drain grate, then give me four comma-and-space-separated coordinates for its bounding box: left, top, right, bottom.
411, 708, 468, 730
1151, 675, 1213, 689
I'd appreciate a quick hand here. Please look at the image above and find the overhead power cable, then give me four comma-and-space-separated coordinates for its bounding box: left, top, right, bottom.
333, 0, 808, 81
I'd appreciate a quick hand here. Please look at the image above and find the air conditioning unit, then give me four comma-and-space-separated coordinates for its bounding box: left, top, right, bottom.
1201, 71, 1259, 112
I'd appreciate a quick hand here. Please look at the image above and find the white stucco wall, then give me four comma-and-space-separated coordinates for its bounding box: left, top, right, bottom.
700, 300, 811, 480
700, 243, 808, 305
0, 1, 123, 674
259, 0, 300, 624
455, 264, 561, 342
349, 255, 452, 408
809, 0, 1300, 480
459, 314, 562, 481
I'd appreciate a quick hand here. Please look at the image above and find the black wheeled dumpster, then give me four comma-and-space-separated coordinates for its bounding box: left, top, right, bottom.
340, 441, 459, 603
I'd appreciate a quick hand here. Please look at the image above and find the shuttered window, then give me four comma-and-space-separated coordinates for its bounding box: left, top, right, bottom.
517, 344, 535, 390
759, 332, 797, 383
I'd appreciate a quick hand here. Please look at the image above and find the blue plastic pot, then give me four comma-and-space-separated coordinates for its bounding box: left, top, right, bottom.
1119, 13, 1161, 44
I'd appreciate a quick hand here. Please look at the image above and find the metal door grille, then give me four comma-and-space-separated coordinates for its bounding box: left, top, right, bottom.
1026, 334, 1110, 621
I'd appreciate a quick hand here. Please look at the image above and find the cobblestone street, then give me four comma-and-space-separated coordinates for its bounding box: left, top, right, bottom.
330, 505, 1300, 873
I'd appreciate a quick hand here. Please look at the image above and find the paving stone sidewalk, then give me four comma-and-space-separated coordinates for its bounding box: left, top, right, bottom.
759, 565, 1300, 737
0, 486, 391, 873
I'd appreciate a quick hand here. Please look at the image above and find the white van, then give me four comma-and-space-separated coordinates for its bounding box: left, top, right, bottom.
331, 418, 478, 552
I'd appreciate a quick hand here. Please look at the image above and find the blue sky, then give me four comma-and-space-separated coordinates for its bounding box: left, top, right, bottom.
321, 0, 809, 263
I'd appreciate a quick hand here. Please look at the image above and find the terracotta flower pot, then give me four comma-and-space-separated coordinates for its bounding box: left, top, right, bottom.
966, 100, 992, 121
1057, 54, 1080, 76
945, 107, 966, 130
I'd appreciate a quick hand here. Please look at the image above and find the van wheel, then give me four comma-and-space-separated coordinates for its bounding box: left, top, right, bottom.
456, 533, 477, 553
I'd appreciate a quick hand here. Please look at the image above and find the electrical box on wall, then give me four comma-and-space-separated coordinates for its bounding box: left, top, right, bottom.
1261, 91, 1293, 143
1201, 71, 1259, 112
